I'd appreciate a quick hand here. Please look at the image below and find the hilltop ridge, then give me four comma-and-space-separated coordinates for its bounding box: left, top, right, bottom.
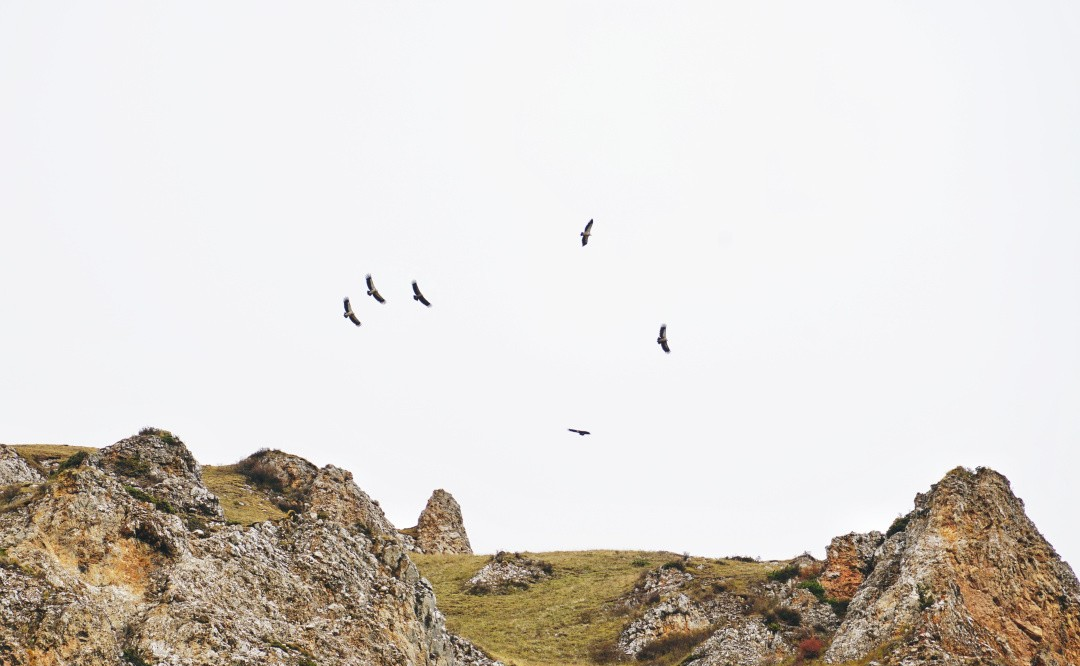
2, 435, 1078, 666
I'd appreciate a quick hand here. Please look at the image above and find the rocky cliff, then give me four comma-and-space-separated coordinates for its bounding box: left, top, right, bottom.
824, 466, 1080, 665
0, 432, 495, 666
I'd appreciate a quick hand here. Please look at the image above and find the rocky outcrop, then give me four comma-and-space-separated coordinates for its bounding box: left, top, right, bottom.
690, 618, 792, 666
0, 446, 44, 487
467, 552, 553, 594
0, 434, 497, 666
413, 489, 472, 555
825, 466, 1080, 665
820, 531, 883, 602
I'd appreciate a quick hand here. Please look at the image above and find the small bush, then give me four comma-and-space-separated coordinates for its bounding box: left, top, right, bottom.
235, 453, 285, 492
886, 513, 912, 537
124, 486, 175, 514
774, 607, 801, 626
797, 637, 825, 660
726, 555, 756, 563
766, 564, 800, 582
797, 579, 826, 601
635, 627, 713, 663
917, 583, 934, 610
56, 450, 89, 473
122, 648, 150, 666
114, 455, 151, 478
631, 558, 651, 567
660, 559, 687, 572
138, 427, 182, 446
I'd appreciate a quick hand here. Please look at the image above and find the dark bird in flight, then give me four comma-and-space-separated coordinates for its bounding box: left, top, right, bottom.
411, 281, 431, 307
657, 324, 670, 353
343, 298, 361, 326
365, 274, 386, 303
568, 428, 591, 436
580, 219, 593, 246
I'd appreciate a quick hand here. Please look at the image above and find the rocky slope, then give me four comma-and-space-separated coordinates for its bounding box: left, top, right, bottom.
0, 432, 495, 666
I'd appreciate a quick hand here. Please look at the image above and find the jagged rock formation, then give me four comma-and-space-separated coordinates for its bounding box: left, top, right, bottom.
825, 466, 1080, 665
820, 531, 883, 603
0, 436, 497, 666
466, 551, 553, 594
409, 489, 472, 555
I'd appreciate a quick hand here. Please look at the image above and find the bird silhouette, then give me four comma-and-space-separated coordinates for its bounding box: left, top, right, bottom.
657, 324, 670, 353
580, 219, 593, 246
568, 428, 591, 436
343, 298, 361, 326
365, 274, 386, 303
411, 281, 432, 307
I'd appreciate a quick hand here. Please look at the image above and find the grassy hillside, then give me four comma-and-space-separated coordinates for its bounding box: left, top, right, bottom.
412, 551, 777, 666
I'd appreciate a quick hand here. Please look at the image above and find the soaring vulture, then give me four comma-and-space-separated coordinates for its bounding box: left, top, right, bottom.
343, 298, 361, 326
580, 219, 593, 246
568, 428, 591, 436
657, 324, 670, 353
411, 281, 432, 307
365, 274, 386, 303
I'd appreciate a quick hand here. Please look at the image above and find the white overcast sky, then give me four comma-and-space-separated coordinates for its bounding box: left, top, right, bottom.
2, 1, 1079, 567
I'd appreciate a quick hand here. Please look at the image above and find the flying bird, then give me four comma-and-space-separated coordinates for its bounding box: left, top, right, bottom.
657, 324, 670, 353
343, 298, 361, 326
365, 274, 386, 303
580, 219, 593, 246
411, 281, 431, 307
568, 428, 591, 436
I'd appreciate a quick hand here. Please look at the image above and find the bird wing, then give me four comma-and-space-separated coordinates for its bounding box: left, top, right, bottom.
343, 297, 352, 314
412, 281, 432, 306
659, 324, 666, 338
660, 340, 670, 353
347, 311, 362, 326
366, 275, 386, 303
581, 219, 593, 246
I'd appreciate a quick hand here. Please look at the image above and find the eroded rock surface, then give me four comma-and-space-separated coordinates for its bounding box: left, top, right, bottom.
825, 466, 1080, 665
0, 435, 497, 666
820, 531, 883, 602
414, 489, 472, 555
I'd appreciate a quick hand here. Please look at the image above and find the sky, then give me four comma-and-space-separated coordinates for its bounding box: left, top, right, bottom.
2, 1, 1078, 567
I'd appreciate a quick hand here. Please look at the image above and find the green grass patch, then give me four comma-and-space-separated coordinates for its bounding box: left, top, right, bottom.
202, 465, 287, 525
412, 551, 776, 666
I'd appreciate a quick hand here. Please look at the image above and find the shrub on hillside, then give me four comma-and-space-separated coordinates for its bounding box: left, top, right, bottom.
797, 637, 824, 661
886, 513, 912, 537
635, 627, 713, 664
766, 564, 800, 582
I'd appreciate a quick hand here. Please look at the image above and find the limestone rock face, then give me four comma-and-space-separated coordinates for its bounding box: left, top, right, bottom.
825, 466, 1080, 665
820, 531, 883, 602
0, 445, 44, 486
690, 618, 791, 666
415, 489, 472, 555
0, 436, 497, 666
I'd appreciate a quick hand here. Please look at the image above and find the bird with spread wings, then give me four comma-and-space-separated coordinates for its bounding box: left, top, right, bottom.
412, 281, 431, 307
365, 274, 386, 303
343, 298, 361, 326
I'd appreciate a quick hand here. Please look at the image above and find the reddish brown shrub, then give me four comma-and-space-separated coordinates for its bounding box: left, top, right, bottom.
797, 637, 825, 660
